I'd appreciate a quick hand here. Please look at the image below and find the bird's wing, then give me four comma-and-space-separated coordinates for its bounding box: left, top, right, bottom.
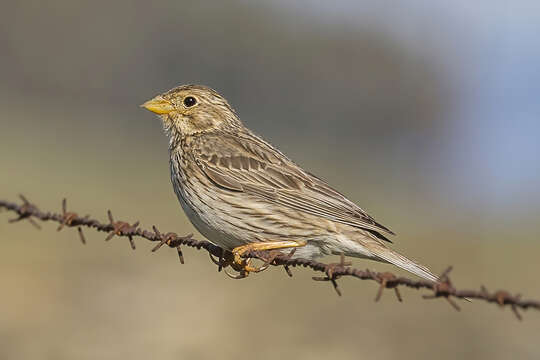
191, 132, 395, 241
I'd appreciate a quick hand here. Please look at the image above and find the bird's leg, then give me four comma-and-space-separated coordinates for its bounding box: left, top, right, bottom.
230, 240, 307, 276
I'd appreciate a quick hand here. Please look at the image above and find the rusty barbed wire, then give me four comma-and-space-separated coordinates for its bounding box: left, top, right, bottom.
1, 195, 538, 320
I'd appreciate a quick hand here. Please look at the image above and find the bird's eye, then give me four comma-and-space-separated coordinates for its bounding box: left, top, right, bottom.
183, 96, 197, 107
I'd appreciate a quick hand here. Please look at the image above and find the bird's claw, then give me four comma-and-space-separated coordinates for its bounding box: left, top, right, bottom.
209, 247, 270, 279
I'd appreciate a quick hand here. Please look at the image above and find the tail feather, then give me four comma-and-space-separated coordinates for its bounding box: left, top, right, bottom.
369, 246, 439, 282
366, 246, 474, 300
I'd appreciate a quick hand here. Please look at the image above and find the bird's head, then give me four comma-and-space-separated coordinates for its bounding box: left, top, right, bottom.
141, 84, 241, 138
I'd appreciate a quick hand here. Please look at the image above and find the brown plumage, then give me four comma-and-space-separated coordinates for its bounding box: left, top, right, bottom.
141, 84, 438, 281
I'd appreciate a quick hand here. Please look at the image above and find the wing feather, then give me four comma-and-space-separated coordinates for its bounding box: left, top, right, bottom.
192, 132, 395, 240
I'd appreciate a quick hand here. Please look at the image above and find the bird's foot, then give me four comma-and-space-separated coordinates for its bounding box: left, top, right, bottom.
208, 249, 262, 279
222, 240, 307, 279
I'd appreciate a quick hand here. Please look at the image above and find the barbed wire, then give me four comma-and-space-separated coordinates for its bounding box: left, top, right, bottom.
1, 195, 538, 320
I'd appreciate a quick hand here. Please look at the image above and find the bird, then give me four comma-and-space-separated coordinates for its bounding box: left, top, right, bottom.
141, 84, 438, 281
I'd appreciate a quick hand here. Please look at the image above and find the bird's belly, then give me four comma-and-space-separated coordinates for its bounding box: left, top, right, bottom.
174, 180, 332, 253
175, 184, 246, 250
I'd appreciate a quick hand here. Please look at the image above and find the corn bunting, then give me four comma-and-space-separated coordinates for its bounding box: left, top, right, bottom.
142, 84, 438, 281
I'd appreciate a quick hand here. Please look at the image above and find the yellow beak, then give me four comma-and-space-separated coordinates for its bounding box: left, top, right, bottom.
140, 96, 175, 115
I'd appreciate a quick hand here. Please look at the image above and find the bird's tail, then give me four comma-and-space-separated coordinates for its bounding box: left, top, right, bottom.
367, 245, 439, 282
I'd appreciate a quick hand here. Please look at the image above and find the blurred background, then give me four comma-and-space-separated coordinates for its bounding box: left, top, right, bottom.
1, 0, 539, 359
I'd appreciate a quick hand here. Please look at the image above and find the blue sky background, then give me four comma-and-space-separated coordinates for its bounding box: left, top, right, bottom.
271, 0, 540, 210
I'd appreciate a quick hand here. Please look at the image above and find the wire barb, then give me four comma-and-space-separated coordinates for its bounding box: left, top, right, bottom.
8, 195, 41, 229
55, 198, 88, 245
422, 267, 461, 311
375, 272, 402, 302
105, 210, 139, 250
312, 255, 351, 296
77, 227, 86, 245
0, 196, 539, 319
